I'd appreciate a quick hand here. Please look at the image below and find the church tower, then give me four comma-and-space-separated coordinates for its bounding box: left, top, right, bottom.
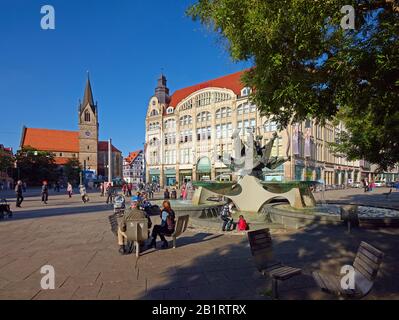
78, 74, 99, 173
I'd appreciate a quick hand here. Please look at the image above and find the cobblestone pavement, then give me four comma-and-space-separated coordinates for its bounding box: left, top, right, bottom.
0, 188, 398, 300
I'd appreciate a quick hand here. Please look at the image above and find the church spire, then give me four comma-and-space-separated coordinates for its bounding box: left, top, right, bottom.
155, 73, 170, 105
81, 72, 96, 113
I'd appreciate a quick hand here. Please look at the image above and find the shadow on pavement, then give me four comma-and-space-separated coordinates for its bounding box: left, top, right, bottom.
137, 223, 399, 300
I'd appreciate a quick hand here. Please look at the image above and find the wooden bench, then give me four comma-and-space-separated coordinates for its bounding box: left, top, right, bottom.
247, 228, 302, 299
166, 215, 190, 249
313, 241, 384, 299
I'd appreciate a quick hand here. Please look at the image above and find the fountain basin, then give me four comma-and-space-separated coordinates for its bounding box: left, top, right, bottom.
266, 203, 399, 229
152, 199, 226, 219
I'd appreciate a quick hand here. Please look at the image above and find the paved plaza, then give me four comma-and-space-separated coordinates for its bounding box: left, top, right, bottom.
0, 187, 398, 300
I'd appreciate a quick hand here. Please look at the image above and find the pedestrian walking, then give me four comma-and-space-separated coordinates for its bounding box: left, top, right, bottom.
67, 182, 73, 198
41, 181, 49, 204
79, 185, 89, 203
15, 180, 24, 208
100, 182, 105, 197
106, 183, 113, 204
127, 183, 133, 197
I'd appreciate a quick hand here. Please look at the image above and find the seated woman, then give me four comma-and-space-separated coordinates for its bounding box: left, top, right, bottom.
149, 200, 176, 249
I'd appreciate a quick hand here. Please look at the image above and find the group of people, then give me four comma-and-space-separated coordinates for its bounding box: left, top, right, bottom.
362, 179, 376, 193
116, 198, 176, 255
220, 202, 249, 232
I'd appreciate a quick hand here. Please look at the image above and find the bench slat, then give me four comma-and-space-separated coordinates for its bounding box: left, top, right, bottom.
360, 242, 384, 259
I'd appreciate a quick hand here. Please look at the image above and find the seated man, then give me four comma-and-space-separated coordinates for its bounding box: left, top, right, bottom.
117, 196, 151, 255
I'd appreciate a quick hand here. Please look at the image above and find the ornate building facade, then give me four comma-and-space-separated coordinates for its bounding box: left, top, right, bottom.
145, 71, 398, 187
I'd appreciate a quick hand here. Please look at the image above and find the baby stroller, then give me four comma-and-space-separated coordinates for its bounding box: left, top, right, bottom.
0, 199, 13, 220
113, 195, 126, 215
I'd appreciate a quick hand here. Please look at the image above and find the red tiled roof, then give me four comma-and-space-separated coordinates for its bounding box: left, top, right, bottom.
169, 70, 247, 108
98, 141, 121, 153
22, 128, 122, 155
125, 150, 142, 163
54, 157, 73, 165
22, 128, 79, 153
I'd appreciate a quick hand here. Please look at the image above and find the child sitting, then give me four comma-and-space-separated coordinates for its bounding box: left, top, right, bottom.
237, 215, 249, 231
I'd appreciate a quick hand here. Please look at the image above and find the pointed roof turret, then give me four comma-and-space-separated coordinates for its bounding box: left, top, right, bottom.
155, 73, 170, 105
80, 72, 96, 113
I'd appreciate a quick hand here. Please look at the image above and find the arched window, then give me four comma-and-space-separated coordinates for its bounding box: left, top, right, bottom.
197, 112, 211, 123
216, 107, 232, 119
84, 110, 91, 122
150, 109, 159, 116
149, 137, 160, 147
149, 122, 160, 131
164, 119, 176, 129
180, 115, 192, 126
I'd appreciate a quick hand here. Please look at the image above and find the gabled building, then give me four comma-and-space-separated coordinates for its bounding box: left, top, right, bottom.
20, 75, 123, 180
123, 150, 145, 184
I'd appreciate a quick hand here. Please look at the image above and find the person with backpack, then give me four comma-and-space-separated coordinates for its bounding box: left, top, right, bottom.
15, 180, 24, 208
149, 200, 175, 250
220, 202, 235, 231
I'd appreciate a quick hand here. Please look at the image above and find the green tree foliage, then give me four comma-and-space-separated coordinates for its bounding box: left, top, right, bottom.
0, 149, 14, 174
188, 0, 399, 169
15, 147, 60, 185
63, 159, 81, 186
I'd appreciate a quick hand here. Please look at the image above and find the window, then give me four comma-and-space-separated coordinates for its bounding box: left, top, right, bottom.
197, 112, 211, 123
180, 99, 193, 111
216, 123, 232, 139
84, 111, 91, 122
180, 149, 191, 164
149, 137, 160, 147
264, 121, 278, 132
166, 107, 174, 114
164, 119, 176, 129
180, 115, 192, 126
180, 130, 193, 144
150, 109, 159, 116
165, 134, 176, 146
195, 92, 212, 107
215, 107, 232, 120
149, 122, 160, 131
164, 150, 177, 164
197, 127, 212, 141
237, 103, 256, 115
241, 87, 251, 96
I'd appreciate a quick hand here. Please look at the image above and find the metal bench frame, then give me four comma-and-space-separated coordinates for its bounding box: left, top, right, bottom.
125, 219, 149, 257
247, 228, 302, 299
165, 215, 190, 249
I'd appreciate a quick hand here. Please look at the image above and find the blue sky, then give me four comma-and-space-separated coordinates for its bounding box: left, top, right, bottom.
0, 0, 251, 156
